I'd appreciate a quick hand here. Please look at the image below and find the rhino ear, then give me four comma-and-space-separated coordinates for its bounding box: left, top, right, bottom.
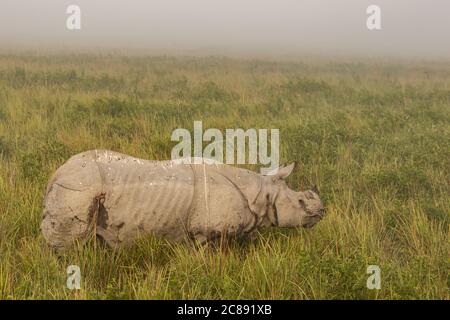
263, 162, 296, 179
277, 162, 296, 179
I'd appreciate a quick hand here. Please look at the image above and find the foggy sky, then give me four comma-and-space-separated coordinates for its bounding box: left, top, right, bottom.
0, 0, 449, 58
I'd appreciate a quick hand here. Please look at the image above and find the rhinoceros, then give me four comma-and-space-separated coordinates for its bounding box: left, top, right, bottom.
41, 150, 325, 250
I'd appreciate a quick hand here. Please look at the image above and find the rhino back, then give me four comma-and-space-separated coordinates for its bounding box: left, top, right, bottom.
94, 152, 195, 243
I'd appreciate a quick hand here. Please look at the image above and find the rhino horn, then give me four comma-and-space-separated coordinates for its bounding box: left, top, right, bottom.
311, 184, 320, 195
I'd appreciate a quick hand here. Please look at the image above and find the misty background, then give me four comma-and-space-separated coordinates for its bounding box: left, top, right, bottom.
0, 0, 449, 58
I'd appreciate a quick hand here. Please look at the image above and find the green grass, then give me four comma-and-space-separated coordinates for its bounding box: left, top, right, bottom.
0, 54, 448, 299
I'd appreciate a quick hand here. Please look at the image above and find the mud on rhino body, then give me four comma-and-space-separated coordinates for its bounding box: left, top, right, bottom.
41, 150, 325, 249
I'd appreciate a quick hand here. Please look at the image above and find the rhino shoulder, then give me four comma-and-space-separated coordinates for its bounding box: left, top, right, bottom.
45, 150, 102, 195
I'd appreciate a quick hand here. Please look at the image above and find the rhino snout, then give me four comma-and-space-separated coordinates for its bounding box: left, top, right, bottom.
301, 212, 323, 228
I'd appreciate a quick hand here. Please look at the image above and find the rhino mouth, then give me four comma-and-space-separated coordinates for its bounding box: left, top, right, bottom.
301, 212, 323, 228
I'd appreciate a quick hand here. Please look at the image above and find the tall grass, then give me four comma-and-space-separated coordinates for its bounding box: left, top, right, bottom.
0, 54, 448, 299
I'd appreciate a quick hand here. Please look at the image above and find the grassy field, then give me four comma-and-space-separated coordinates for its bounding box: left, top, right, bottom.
0, 53, 448, 299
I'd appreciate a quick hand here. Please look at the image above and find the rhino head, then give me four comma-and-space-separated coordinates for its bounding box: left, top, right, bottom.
259, 163, 325, 229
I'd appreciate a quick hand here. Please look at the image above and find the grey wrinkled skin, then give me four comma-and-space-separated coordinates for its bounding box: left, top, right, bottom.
41, 150, 325, 250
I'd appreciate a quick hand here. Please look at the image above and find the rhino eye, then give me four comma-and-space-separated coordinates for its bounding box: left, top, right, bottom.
298, 199, 305, 207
